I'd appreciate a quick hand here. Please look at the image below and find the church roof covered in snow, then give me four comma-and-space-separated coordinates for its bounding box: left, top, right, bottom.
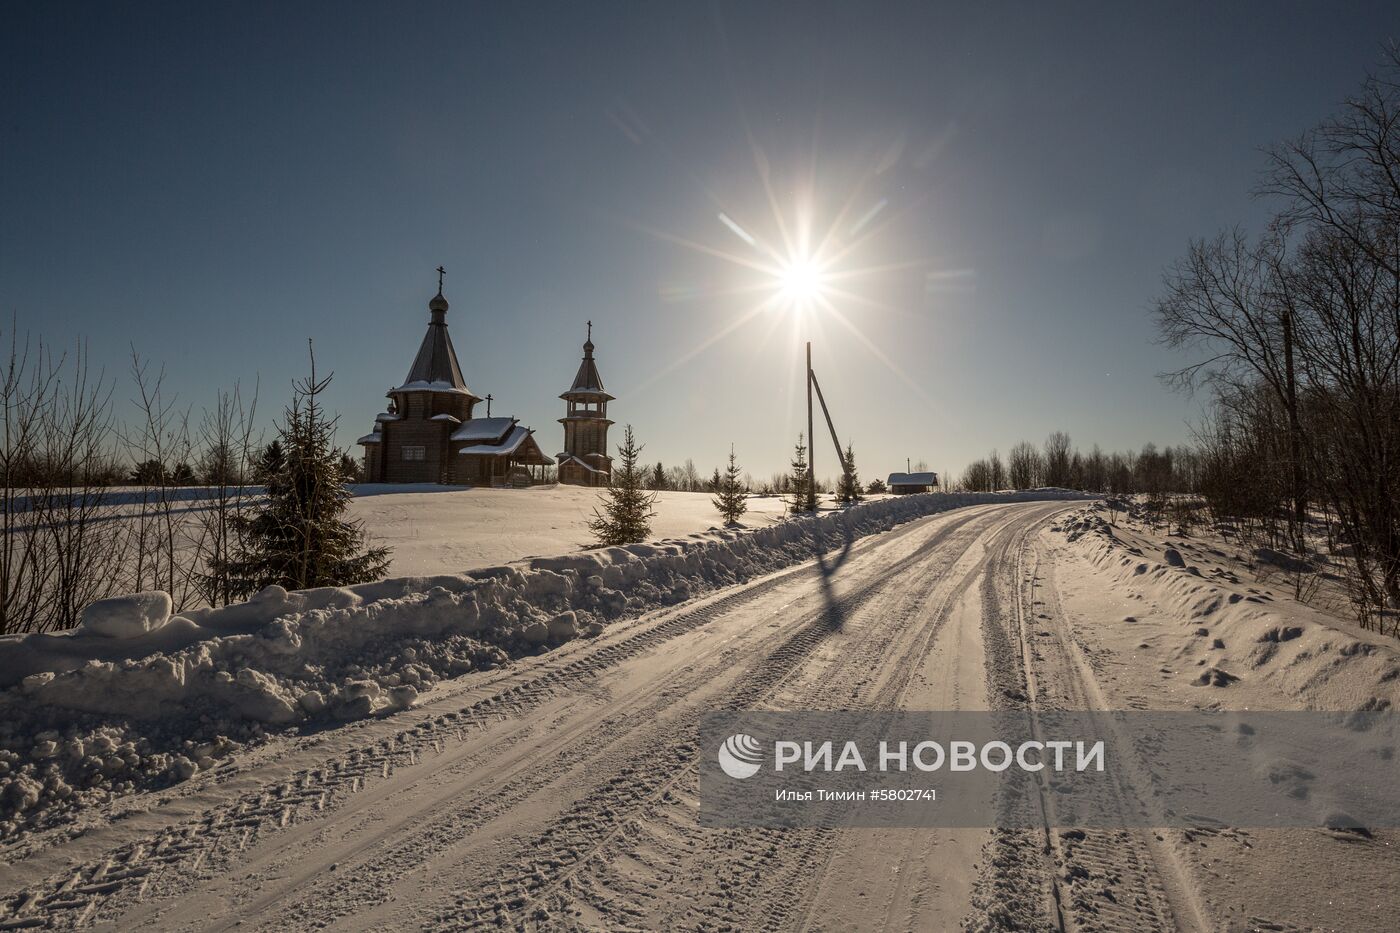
450, 416, 517, 443
458, 424, 530, 456
458, 425, 554, 464
394, 290, 481, 400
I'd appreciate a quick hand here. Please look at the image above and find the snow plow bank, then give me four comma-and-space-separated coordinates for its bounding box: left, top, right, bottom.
0, 490, 1090, 834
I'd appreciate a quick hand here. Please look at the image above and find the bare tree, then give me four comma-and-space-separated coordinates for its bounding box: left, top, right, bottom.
1153, 230, 1307, 550
0, 327, 125, 633
1155, 47, 1400, 624
194, 382, 260, 607
126, 351, 202, 609
988, 449, 1006, 491
1043, 432, 1072, 488
1007, 441, 1040, 490
960, 459, 991, 492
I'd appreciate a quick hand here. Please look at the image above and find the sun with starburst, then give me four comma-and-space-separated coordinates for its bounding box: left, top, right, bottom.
628, 150, 942, 411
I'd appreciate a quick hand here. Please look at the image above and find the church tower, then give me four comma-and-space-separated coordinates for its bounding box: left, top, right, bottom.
359, 266, 562, 487
556, 323, 614, 486
358, 269, 480, 483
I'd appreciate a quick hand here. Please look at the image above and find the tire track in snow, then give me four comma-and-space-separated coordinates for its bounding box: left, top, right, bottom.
420, 509, 1013, 930
965, 517, 1211, 933
460, 505, 1056, 931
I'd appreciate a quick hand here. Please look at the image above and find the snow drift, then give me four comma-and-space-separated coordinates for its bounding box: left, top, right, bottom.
1057, 504, 1400, 711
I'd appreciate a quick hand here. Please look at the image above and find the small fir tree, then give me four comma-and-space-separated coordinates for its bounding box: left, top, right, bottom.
216, 344, 390, 598
131, 459, 166, 485
254, 439, 285, 484
713, 445, 748, 526
836, 442, 863, 505
338, 451, 363, 483
588, 424, 658, 546
867, 477, 887, 494
709, 466, 722, 493
787, 433, 817, 514
649, 461, 667, 490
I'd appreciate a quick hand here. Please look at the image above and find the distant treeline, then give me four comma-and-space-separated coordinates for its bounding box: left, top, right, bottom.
955, 434, 1195, 500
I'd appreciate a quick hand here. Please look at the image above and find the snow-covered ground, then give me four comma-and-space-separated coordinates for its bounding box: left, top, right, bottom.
1055, 500, 1400, 708
347, 483, 792, 576
1040, 501, 1400, 929
0, 489, 1079, 848
4, 490, 1398, 930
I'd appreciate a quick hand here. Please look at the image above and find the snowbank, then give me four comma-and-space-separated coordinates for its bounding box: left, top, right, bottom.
1056, 505, 1400, 711
0, 490, 1088, 836
80, 591, 173, 639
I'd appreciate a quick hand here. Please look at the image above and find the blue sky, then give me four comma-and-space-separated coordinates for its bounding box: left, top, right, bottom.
3, 2, 1394, 482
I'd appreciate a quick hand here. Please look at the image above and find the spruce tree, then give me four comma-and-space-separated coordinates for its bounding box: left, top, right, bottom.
836, 442, 863, 505
338, 451, 363, 483
217, 344, 390, 598
713, 445, 748, 525
131, 459, 166, 485
588, 424, 657, 546
254, 439, 285, 484
787, 433, 817, 514
649, 461, 667, 490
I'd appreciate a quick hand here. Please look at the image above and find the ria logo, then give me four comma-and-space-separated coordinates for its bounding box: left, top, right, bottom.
717, 733, 764, 779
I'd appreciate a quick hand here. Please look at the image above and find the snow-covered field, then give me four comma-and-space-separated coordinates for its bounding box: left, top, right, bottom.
347, 483, 792, 576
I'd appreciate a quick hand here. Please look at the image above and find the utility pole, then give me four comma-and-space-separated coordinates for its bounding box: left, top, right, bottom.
807, 341, 815, 509
803, 341, 852, 509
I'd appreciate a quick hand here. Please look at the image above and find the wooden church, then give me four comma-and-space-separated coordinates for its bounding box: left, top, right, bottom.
357, 274, 554, 486
358, 273, 614, 487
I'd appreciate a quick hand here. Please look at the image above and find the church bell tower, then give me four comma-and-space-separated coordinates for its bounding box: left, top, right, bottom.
556, 322, 614, 486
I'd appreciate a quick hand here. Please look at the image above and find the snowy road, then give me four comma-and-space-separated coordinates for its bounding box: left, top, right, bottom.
4, 500, 1389, 930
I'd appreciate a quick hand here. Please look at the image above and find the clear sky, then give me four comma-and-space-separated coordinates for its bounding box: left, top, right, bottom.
3, 2, 1395, 483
